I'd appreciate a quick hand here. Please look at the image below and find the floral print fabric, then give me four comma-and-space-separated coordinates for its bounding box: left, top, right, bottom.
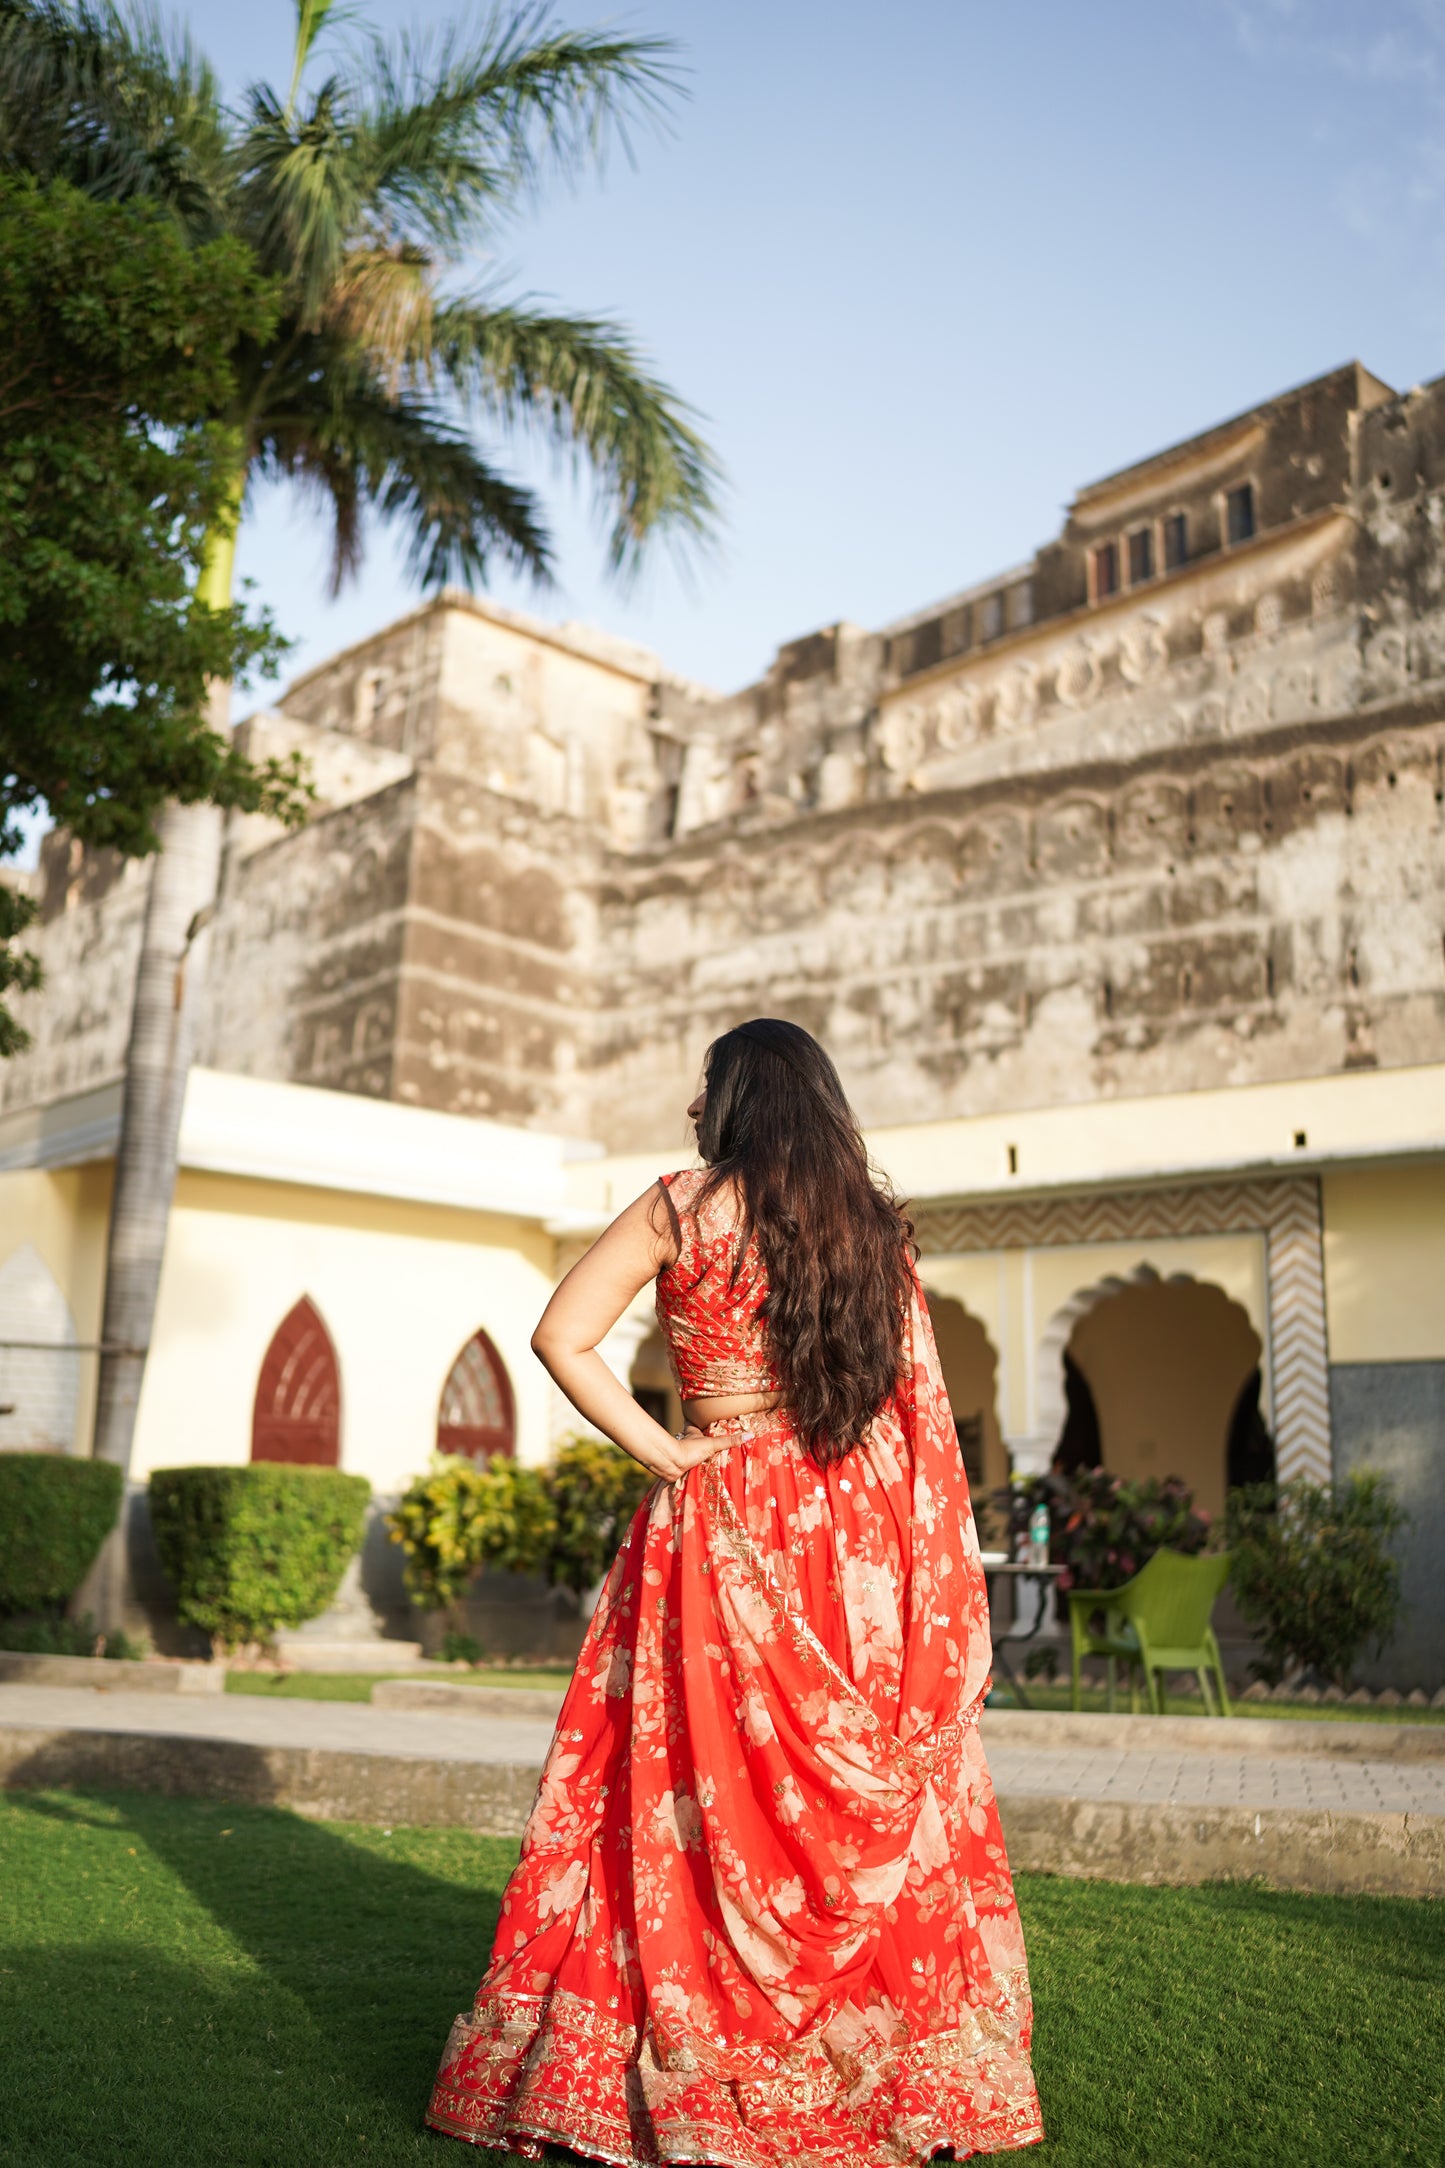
428, 1176, 1043, 2166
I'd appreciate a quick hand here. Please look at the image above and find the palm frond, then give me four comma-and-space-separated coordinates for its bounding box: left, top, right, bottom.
428, 296, 719, 572
251, 350, 551, 592
0, 0, 226, 228
351, 7, 680, 254
235, 77, 363, 322
288, 0, 352, 118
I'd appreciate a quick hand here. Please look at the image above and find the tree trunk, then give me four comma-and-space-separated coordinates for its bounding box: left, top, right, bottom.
89, 482, 242, 1630
88, 782, 226, 1626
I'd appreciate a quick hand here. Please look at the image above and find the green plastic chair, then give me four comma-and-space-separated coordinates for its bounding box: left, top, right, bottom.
1067, 1548, 1233, 1716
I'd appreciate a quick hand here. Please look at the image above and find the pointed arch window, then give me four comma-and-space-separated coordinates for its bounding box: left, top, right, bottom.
437, 1329, 515, 1460
251, 1297, 341, 1466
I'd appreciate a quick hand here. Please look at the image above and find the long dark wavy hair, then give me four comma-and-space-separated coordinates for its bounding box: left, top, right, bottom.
688, 1018, 915, 1468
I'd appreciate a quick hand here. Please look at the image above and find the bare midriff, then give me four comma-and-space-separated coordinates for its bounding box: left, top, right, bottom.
682, 1389, 784, 1427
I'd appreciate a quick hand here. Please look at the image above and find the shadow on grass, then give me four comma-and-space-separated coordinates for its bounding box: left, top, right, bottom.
3, 1775, 524, 2167
5, 1756, 1444, 2168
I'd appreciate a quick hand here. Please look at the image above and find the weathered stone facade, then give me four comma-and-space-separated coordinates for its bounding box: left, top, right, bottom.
7, 361, 1445, 1151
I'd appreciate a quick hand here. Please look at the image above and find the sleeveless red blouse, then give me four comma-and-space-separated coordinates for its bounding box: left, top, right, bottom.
655, 1166, 781, 1400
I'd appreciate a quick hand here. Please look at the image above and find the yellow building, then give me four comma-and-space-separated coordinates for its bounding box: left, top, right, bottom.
2, 1056, 1442, 1680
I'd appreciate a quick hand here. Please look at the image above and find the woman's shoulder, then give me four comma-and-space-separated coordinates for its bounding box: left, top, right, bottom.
658, 1166, 744, 1241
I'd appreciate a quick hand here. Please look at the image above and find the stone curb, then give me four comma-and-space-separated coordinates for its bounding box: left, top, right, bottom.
0, 1653, 225, 1694
997, 1793, 1445, 1900
2, 1719, 1441, 1898
371, 1680, 566, 1720
0, 1724, 538, 1837
977, 1708, 1445, 1762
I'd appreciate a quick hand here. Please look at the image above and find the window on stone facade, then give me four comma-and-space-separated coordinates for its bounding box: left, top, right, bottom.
354, 670, 387, 730
437, 1328, 515, 1459
1091, 541, 1120, 601
1226, 483, 1256, 545
1163, 511, 1188, 570
1008, 580, 1034, 629
979, 592, 1004, 642
1127, 527, 1154, 584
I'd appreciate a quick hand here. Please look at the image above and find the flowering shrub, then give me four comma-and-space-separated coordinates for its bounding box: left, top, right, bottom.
543, 1435, 654, 1595
388, 1456, 555, 1611
388, 1438, 655, 1611
992, 1468, 1212, 1593
1059, 1470, 1212, 1592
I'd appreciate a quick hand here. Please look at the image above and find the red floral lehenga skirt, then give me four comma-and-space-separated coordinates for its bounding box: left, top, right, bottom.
427, 1302, 1043, 2166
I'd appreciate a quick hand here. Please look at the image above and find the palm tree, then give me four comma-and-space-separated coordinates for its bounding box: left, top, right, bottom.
0, 0, 718, 1620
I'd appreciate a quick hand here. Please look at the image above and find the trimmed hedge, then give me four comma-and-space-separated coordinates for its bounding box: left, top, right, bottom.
149, 1464, 370, 1653
0, 1453, 122, 1616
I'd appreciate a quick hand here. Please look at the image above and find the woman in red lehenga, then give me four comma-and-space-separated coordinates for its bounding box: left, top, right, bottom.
428, 1019, 1043, 2166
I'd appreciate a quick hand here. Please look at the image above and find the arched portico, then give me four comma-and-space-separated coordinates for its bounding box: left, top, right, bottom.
912, 1175, 1331, 1489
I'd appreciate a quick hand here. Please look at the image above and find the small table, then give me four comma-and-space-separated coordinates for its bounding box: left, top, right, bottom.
981, 1560, 1066, 1710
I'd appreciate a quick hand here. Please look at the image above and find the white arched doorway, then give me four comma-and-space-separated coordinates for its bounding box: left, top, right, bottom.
0, 1244, 80, 1453
1030, 1264, 1262, 1517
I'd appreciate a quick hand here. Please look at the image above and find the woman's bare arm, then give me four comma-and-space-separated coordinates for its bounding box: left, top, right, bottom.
531, 1183, 725, 1483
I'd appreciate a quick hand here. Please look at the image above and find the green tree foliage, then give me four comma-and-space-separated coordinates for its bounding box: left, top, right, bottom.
0, 885, 40, 1060
0, 1, 719, 595
0, 177, 300, 854
149, 1463, 370, 1655
1227, 1473, 1405, 1690
388, 1437, 653, 1611
0, 176, 312, 1044
0, 1452, 123, 1614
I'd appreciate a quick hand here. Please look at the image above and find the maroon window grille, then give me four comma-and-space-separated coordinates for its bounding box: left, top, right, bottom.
437, 1329, 515, 1460
251, 1297, 341, 1466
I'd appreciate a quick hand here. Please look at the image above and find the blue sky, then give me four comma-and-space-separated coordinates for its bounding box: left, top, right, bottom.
108, 3, 1445, 704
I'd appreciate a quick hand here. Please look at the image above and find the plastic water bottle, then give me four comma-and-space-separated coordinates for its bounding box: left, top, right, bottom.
1027, 1501, 1050, 1568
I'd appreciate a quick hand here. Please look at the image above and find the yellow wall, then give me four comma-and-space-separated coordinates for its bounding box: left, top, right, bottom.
130, 1170, 558, 1489
1323, 1164, 1445, 1363
0, 1164, 112, 1451
1070, 1278, 1262, 1518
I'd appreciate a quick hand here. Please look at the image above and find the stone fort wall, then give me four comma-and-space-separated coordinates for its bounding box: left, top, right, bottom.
4, 360, 1443, 1151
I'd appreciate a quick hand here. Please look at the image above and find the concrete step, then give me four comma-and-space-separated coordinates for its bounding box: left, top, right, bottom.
0, 1652, 224, 1694
271, 1636, 423, 1671
372, 1679, 566, 1720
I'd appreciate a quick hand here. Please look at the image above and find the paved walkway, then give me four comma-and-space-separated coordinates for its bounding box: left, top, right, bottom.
0, 1683, 558, 1766
1, 1684, 1441, 1897
993, 1741, 1445, 1816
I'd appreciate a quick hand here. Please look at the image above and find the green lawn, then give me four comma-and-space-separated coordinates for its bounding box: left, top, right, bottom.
1, 1791, 1441, 2166
225, 1668, 575, 1703
230, 1668, 1445, 1724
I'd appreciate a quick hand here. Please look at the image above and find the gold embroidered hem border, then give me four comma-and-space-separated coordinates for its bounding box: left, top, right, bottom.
426, 1981, 1043, 2168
